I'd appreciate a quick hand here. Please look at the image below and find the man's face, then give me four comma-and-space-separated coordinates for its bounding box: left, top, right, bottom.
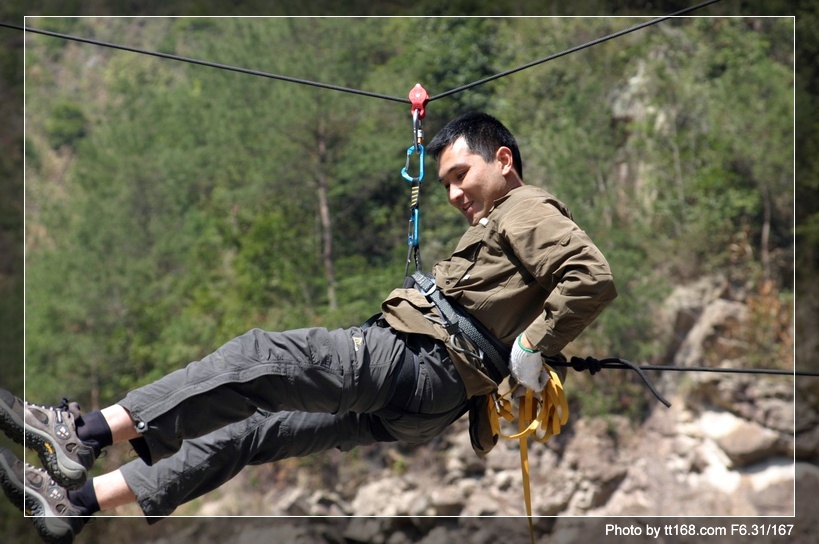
437, 137, 511, 226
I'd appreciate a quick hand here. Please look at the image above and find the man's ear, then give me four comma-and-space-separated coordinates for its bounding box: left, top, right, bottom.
495, 146, 515, 175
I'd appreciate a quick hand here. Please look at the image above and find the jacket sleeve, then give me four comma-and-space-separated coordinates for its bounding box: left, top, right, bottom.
503, 200, 618, 356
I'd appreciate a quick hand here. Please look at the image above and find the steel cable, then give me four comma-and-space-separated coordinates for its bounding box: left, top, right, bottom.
1, 0, 723, 107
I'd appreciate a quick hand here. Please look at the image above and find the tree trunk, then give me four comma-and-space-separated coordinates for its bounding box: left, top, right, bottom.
760, 181, 772, 282
315, 120, 337, 310
670, 112, 685, 238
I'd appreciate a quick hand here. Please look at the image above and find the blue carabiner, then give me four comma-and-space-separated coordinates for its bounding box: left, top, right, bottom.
401, 144, 425, 183
408, 207, 420, 247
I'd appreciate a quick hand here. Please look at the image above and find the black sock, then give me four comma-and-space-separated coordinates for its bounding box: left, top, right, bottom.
67, 480, 100, 516
75, 410, 113, 456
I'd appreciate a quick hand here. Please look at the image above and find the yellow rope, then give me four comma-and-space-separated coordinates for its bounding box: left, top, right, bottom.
487, 365, 569, 544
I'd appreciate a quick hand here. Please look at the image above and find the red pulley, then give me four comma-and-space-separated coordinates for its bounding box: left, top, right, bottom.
408, 83, 429, 119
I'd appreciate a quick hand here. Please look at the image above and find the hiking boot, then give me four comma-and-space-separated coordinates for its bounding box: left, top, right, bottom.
0, 390, 96, 490
0, 388, 25, 445
1, 447, 91, 544
24, 460, 89, 544
0, 446, 25, 511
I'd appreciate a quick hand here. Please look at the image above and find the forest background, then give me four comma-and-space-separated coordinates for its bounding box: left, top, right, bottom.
0, 0, 814, 542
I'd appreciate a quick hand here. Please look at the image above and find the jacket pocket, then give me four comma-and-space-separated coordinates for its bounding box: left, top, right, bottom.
435, 227, 486, 288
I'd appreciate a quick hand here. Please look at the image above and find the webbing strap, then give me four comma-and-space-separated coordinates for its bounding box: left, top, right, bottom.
410, 271, 510, 382
520, 406, 535, 544
488, 366, 569, 544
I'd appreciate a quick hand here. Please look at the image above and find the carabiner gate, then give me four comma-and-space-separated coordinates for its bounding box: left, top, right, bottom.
401, 144, 425, 183
408, 207, 420, 248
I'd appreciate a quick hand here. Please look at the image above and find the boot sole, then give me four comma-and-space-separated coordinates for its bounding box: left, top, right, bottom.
0, 448, 24, 512
0, 392, 24, 445
24, 426, 88, 491
25, 485, 81, 544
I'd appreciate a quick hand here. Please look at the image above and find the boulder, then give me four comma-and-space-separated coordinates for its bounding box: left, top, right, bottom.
697, 410, 782, 467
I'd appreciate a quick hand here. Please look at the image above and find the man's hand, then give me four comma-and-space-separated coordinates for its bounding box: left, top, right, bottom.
509, 333, 550, 391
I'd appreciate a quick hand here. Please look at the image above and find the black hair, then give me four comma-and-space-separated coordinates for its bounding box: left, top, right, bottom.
426, 111, 523, 180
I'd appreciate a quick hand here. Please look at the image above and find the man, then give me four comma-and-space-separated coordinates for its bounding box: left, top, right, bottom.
1, 111, 616, 543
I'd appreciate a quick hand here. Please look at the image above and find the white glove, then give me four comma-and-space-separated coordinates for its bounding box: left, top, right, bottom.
509, 333, 550, 391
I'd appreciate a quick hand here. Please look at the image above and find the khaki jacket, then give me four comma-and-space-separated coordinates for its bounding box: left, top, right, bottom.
380, 185, 617, 452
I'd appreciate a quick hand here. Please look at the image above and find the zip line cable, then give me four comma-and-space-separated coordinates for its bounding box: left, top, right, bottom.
3, 3, 813, 383
0, 0, 721, 108
428, 0, 723, 102
0, 21, 409, 105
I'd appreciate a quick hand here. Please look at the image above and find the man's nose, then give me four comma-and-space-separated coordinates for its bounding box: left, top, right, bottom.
448, 184, 463, 205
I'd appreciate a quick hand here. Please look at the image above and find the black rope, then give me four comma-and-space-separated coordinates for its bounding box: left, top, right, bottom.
558, 355, 819, 379
561, 356, 672, 407
614, 363, 819, 377
0, 21, 409, 105
428, 0, 723, 102
548, 356, 819, 409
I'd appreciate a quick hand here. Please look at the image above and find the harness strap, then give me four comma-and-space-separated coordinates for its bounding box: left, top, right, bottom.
410, 271, 510, 383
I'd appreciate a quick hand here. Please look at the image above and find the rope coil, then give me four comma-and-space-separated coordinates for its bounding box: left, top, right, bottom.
488, 365, 569, 544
